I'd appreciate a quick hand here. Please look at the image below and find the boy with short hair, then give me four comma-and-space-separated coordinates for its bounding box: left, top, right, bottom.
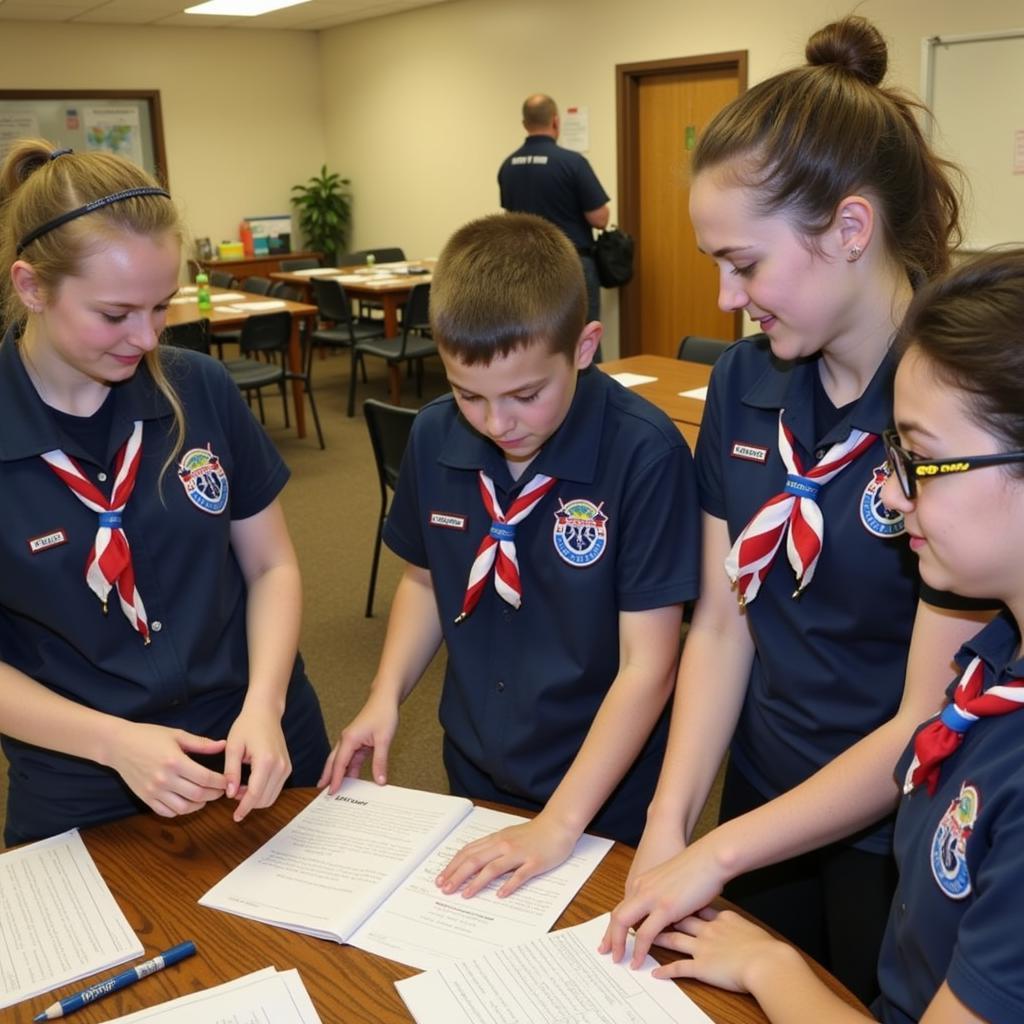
321, 212, 700, 897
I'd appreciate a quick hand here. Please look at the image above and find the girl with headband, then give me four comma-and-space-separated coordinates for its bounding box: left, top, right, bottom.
0, 140, 329, 845
602, 17, 995, 1003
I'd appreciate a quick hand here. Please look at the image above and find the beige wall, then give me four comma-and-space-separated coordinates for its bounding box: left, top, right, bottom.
0, 22, 325, 261
318, 0, 1023, 353
1, 2, 1021, 351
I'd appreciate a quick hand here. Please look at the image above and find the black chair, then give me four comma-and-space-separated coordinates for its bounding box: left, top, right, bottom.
280, 257, 320, 272
352, 247, 405, 263
310, 278, 385, 378
242, 276, 273, 296
227, 312, 291, 428
163, 318, 211, 354
363, 398, 418, 616
269, 281, 303, 302
348, 283, 436, 417
677, 335, 729, 365
209, 270, 237, 288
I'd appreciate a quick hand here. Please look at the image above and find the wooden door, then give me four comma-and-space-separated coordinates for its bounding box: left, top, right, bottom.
617, 54, 747, 357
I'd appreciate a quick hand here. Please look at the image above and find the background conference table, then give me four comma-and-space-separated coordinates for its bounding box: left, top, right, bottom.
166, 287, 318, 440
9, 788, 865, 1024
270, 262, 434, 338
601, 353, 713, 448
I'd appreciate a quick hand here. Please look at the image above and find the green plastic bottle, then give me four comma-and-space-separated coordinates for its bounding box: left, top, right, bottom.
365, 253, 376, 269
196, 271, 212, 313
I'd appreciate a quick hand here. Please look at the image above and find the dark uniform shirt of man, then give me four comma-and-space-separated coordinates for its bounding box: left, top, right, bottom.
498, 94, 610, 329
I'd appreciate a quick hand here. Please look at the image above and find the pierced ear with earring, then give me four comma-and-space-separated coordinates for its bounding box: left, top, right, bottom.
847, 245, 864, 263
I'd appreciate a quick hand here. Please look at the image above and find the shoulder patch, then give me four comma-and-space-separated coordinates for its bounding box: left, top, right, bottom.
177, 445, 229, 514
553, 498, 608, 566
930, 781, 979, 900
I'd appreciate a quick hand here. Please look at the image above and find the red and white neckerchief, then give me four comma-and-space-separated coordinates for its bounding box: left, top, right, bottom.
724, 413, 877, 605
454, 470, 558, 624
904, 656, 1024, 796
40, 420, 150, 643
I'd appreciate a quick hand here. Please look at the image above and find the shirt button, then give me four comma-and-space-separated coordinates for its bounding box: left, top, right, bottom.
496, 680, 505, 692
151, 620, 163, 632
814, 448, 826, 460
97, 472, 108, 482
899, 903, 907, 915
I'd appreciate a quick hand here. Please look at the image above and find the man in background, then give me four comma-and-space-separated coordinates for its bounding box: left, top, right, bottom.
498, 94, 610, 339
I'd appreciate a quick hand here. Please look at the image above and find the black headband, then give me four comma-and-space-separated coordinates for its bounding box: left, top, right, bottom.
16, 186, 172, 255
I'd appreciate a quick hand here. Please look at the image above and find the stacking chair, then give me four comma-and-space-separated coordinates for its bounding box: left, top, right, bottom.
163, 318, 210, 354
280, 257, 320, 272
241, 276, 273, 296
209, 270, 237, 288
269, 281, 303, 302
676, 335, 729, 365
363, 398, 418, 616
310, 278, 385, 378
347, 283, 436, 417
227, 312, 291, 429
352, 247, 405, 264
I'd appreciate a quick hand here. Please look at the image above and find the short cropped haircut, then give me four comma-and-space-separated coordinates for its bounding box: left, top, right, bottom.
430, 212, 586, 365
522, 94, 558, 129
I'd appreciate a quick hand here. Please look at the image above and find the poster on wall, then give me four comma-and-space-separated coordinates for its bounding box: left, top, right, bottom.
84, 105, 143, 165
561, 105, 590, 152
0, 111, 39, 162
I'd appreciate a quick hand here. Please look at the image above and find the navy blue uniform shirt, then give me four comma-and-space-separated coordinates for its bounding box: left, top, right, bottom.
878, 613, 1024, 1024
498, 136, 609, 251
0, 336, 327, 844
383, 366, 700, 843
696, 336, 918, 854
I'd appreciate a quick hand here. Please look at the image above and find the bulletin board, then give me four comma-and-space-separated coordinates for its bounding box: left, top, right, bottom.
0, 90, 167, 186
924, 30, 1024, 251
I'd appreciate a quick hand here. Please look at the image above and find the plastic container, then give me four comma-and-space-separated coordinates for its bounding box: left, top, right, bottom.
218, 241, 244, 260
240, 221, 254, 257
366, 253, 376, 268
196, 272, 212, 313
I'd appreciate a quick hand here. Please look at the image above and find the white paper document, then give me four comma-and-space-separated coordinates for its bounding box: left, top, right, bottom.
679, 386, 708, 401
199, 782, 612, 970
290, 267, 345, 277
611, 372, 658, 387
396, 915, 714, 1024
230, 299, 288, 311
102, 967, 321, 1023
0, 829, 144, 1010
208, 291, 247, 303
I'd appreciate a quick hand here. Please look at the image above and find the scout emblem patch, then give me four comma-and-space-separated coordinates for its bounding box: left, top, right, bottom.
930, 781, 979, 899
553, 498, 608, 566
178, 445, 229, 514
860, 461, 904, 537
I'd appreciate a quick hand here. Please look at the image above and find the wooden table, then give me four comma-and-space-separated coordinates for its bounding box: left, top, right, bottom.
271, 261, 434, 337
167, 289, 318, 440
601, 353, 712, 449
8, 789, 865, 1024
198, 251, 323, 284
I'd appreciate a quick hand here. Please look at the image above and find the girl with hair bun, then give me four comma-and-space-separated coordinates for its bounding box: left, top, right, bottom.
0, 140, 329, 845
614, 248, 1024, 1023
602, 16, 995, 1003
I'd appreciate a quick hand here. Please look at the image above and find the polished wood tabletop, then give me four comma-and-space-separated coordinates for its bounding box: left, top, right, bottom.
270, 261, 434, 337
8, 788, 865, 1024
166, 287, 318, 440
600, 353, 712, 449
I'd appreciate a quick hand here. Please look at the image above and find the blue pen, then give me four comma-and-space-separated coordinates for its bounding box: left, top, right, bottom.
33, 941, 197, 1021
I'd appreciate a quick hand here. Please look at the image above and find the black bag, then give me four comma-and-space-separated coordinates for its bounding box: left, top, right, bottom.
592, 227, 634, 287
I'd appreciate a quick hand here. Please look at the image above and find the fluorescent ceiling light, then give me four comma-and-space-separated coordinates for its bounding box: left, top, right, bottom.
185, 0, 313, 16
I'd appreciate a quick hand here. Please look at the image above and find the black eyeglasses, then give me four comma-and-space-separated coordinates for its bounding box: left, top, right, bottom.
883, 428, 1024, 499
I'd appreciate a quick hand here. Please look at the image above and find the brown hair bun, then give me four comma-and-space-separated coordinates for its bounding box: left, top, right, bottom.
806, 15, 887, 87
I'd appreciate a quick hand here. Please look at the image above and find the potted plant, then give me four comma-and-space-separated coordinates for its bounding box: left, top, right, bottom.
290, 165, 352, 264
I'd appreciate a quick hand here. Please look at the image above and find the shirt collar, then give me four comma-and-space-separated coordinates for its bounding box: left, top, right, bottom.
958, 609, 1024, 685
437, 365, 606, 492
0, 330, 173, 463
741, 336, 897, 450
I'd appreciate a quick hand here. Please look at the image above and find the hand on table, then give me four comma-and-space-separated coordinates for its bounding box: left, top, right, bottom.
624, 816, 686, 894
643, 906, 787, 988
224, 705, 292, 822
600, 837, 727, 967
318, 693, 399, 793
106, 722, 227, 818
435, 814, 579, 899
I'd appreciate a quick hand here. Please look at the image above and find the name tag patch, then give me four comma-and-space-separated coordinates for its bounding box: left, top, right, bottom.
430, 511, 467, 531
731, 441, 769, 463
27, 529, 68, 554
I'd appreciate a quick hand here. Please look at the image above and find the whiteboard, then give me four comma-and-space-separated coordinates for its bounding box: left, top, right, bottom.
925, 30, 1024, 251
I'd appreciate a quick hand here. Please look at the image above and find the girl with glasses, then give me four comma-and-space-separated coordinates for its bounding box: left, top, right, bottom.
608, 249, 1024, 1023
0, 140, 329, 845
602, 16, 996, 1003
